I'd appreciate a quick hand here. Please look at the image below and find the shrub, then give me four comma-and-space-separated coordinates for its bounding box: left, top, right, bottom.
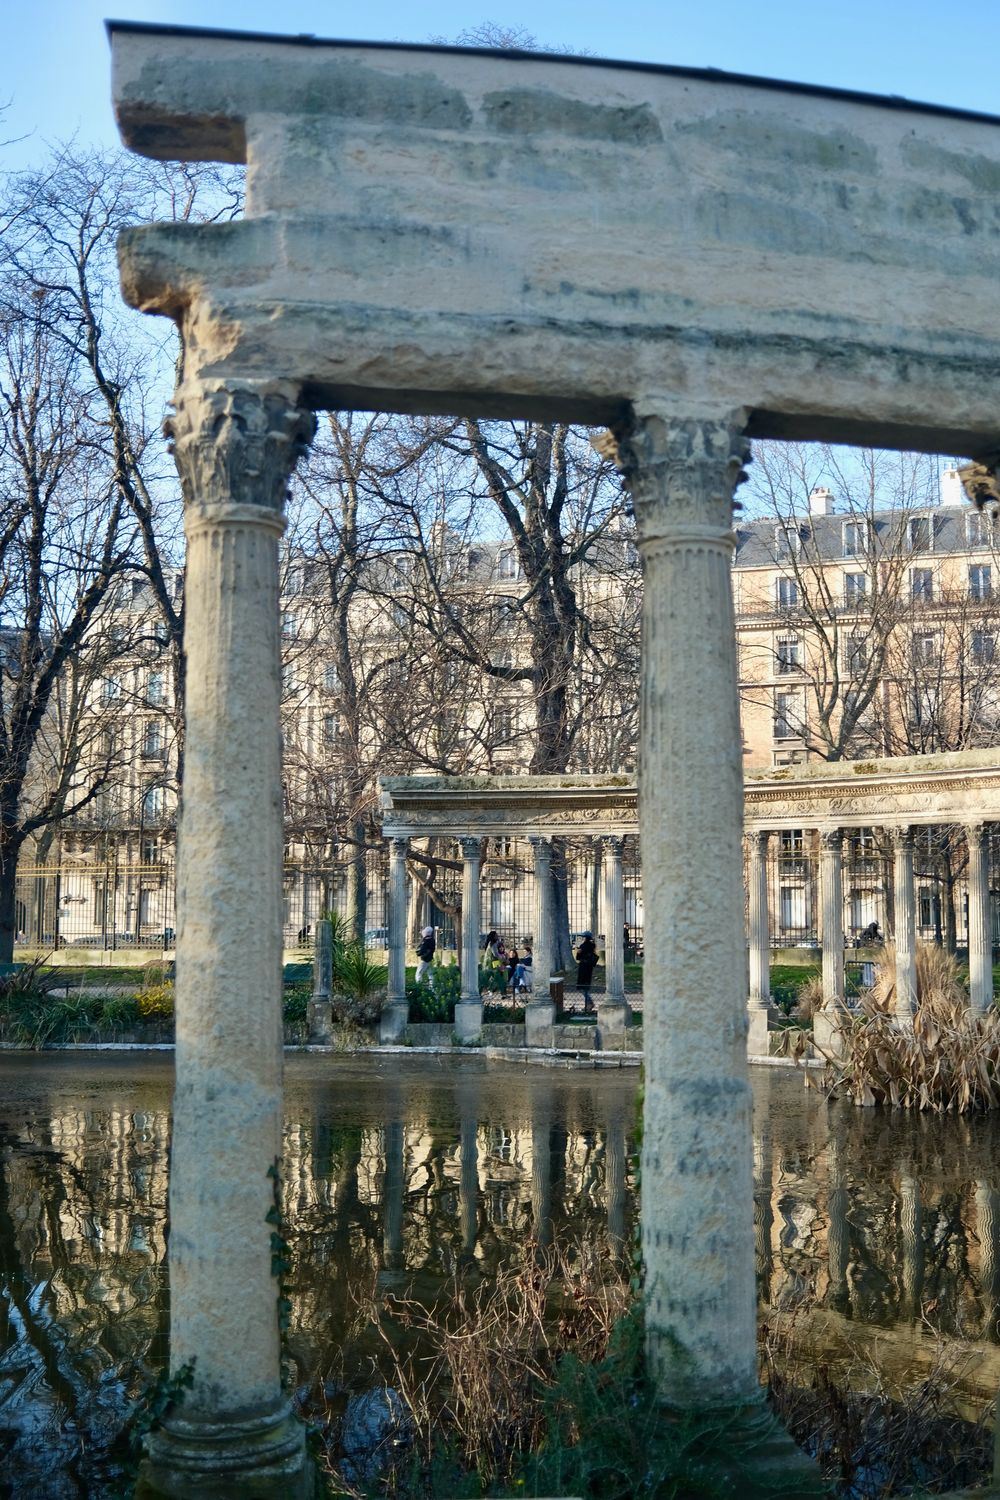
134, 981, 174, 1022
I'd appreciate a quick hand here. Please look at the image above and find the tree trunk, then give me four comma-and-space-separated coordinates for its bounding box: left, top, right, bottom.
344, 820, 368, 940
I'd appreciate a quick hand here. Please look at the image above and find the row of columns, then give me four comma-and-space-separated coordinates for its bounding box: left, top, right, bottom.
380, 831, 630, 1046
746, 823, 995, 1036
147, 388, 818, 1493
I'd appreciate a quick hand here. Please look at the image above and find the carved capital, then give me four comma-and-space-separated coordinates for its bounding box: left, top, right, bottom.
747, 829, 770, 859
529, 835, 552, 868
607, 411, 751, 546
966, 821, 986, 851
818, 828, 843, 855
389, 837, 408, 860
459, 837, 482, 859
890, 825, 914, 854
166, 381, 315, 522
602, 835, 625, 859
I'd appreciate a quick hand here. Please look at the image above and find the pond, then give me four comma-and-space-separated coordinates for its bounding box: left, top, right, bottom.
1, 1053, 999, 1495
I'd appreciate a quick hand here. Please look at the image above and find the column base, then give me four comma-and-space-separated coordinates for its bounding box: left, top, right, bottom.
379, 1000, 409, 1043
454, 1000, 483, 1042
137, 1401, 314, 1500
525, 1001, 555, 1048
812, 1006, 848, 1061
307, 998, 333, 1044
747, 1005, 770, 1059
596, 1001, 632, 1049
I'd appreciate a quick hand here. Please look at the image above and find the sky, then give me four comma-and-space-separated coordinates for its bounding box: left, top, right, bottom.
5, 0, 1000, 171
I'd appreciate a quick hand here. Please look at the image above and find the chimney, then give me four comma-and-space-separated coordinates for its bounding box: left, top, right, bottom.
938, 466, 965, 507
808, 486, 835, 516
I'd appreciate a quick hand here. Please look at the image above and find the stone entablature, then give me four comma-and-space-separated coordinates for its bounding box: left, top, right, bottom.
381, 748, 1000, 837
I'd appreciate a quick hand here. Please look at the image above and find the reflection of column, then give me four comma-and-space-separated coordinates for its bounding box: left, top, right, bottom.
382, 1120, 406, 1276
620, 408, 758, 1410
899, 1173, 924, 1320
455, 838, 483, 1041
531, 1100, 552, 1248
826, 1112, 850, 1316
605, 1104, 628, 1255
753, 1110, 774, 1307
381, 837, 409, 1041
892, 828, 917, 1025
459, 1112, 479, 1264
967, 823, 993, 1015
141, 381, 314, 1496
976, 1180, 1000, 1341
747, 830, 771, 1052
526, 838, 555, 1046
599, 836, 630, 1045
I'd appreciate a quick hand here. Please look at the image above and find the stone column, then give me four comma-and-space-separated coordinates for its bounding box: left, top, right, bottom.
892, 826, 917, 1025
308, 916, 333, 1043
967, 822, 993, 1015
598, 835, 630, 1045
455, 837, 483, 1042
746, 829, 771, 1056
813, 829, 846, 1060
381, 837, 409, 1042
138, 381, 314, 1499
526, 836, 555, 1046
618, 409, 759, 1409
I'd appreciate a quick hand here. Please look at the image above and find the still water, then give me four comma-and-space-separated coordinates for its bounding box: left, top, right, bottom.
1, 1053, 1000, 1496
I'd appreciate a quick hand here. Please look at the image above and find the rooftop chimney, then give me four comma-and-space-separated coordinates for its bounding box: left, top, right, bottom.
938, 466, 965, 507
808, 486, 835, 516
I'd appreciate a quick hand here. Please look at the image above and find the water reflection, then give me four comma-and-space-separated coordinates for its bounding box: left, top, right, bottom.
4, 1055, 1000, 1493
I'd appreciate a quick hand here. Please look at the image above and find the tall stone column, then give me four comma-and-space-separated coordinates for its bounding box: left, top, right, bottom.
967, 822, 994, 1014
599, 835, 630, 1045
892, 826, 917, 1025
813, 829, 846, 1060
526, 836, 555, 1046
746, 829, 771, 1055
381, 837, 409, 1042
139, 380, 314, 1499
618, 409, 758, 1407
308, 916, 333, 1043
455, 837, 483, 1041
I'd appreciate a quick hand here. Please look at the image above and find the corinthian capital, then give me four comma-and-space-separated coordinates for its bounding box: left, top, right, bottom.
165, 380, 316, 520
605, 409, 751, 544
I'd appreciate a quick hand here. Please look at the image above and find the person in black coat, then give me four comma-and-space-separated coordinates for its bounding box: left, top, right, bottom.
576, 931, 598, 1014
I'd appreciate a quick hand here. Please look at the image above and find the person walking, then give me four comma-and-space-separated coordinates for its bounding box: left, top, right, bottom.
415, 926, 436, 985
575, 931, 599, 1014
483, 930, 508, 995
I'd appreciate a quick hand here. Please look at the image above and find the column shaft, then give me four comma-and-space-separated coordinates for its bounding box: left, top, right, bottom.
456, 838, 483, 1040
527, 837, 555, 1044
819, 829, 844, 1007
620, 408, 757, 1408
967, 823, 993, 1015
142, 381, 314, 1495
892, 827, 917, 1023
602, 837, 626, 1005
380, 838, 409, 1043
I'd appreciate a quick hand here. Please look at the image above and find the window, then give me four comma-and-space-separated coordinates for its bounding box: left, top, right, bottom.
142, 720, 163, 757
774, 525, 800, 560
970, 564, 992, 601
842, 520, 863, 558
968, 510, 994, 548
322, 713, 340, 747
908, 515, 932, 552
101, 676, 121, 704
912, 630, 938, 665
776, 637, 801, 674
973, 629, 997, 665
774, 691, 802, 740
494, 704, 514, 741
281, 611, 297, 639
776, 576, 799, 610
146, 670, 165, 705
844, 571, 867, 607
141, 784, 164, 820
497, 549, 519, 580
282, 662, 296, 693
324, 663, 339, 694
910, 567, 934, 603
845, 634, 868, 673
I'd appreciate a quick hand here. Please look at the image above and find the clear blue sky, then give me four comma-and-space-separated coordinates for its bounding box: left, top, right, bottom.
5, 0, 1000, 171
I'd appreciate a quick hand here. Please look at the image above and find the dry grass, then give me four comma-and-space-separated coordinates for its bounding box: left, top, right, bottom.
795, 975, 824, 1024
818, 943, 1000, 1112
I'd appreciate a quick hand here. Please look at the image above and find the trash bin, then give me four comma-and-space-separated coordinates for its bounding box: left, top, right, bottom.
548, 975, 564, 1010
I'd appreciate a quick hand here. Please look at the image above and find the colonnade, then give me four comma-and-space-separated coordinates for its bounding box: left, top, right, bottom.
746, 822, 996, 1042
380, 830, 630, 1046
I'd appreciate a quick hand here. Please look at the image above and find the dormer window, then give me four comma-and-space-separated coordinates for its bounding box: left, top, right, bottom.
842, 519, 867, 558
908, 515, 932, 552
774, 524, 800, 560
968, 510, 995, 548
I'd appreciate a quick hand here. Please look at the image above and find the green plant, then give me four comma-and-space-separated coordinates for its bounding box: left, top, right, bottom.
331, 944, 385, 1025
134, 980, 174, 1022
